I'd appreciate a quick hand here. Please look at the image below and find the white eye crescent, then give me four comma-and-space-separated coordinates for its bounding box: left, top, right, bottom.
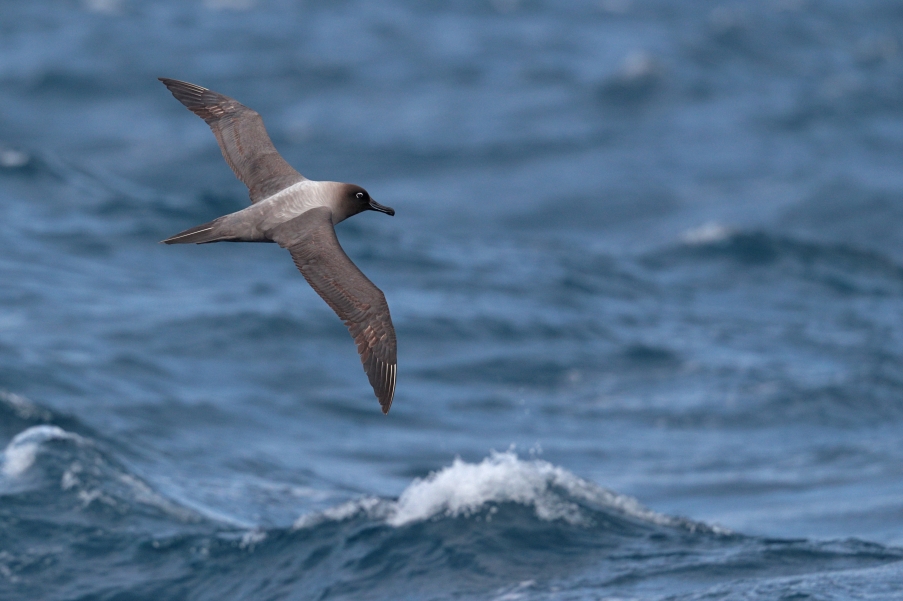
356, 192, 365, 200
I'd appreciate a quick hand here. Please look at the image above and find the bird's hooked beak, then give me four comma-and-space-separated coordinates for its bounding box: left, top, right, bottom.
368, 198, 395, 216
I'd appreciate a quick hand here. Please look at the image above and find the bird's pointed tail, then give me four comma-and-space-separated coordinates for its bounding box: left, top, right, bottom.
161, 218, 229, 244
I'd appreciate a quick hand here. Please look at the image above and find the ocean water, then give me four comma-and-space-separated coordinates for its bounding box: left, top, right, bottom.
2, 0, 903, 599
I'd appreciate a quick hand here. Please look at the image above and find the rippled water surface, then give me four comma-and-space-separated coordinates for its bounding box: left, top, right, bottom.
2, 1, 903, 599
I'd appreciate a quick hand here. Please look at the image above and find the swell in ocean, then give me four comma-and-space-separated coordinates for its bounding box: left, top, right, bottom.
1, 393, 901, 601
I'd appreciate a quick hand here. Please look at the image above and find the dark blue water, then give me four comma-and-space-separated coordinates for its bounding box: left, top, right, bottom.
3, 1, 903, 599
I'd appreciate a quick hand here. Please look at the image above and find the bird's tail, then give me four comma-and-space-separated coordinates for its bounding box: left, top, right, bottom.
161, 218, 230, 244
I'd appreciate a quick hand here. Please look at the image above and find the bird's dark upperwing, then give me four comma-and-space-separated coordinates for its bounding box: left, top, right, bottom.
270, 208, 397, 413
159, 78, 305, 204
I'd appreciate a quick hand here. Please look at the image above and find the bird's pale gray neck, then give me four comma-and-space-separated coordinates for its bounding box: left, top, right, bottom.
257, 180, 340, 218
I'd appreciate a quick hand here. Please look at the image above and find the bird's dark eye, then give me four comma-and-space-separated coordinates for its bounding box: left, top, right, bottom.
355, 192, 365, 200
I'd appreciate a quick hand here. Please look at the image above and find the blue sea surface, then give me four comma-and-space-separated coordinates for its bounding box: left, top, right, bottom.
2, 0, 903, 599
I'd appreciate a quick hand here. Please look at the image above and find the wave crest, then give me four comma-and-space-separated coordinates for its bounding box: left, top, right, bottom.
295, 452, 721, 533
393, 451, 632, 527
1, 425, 77, 478
0, 424, 197, 523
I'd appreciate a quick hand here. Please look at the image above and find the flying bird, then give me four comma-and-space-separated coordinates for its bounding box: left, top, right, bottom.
158, 78, 397, 414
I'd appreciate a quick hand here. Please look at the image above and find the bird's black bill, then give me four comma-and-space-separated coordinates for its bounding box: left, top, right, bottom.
369, 199, 395, 216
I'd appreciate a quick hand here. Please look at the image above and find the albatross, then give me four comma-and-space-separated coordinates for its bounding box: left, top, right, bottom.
158, 78, 397, 414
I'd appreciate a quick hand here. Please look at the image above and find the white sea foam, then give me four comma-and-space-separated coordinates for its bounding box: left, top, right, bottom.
1, 425, 78, 478
239, 529, 267, 549
681, 221, 734, 245
0, 147, 30, 169
294, 452, 708, 532
0, 391, 54, 421
1, 425, 198, 520
388, 451, 588, 526
293, 496, 387, 529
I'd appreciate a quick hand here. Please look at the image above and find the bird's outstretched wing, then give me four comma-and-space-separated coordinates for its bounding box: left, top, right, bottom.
270, 208, 397, 413
159, 78, 305, 204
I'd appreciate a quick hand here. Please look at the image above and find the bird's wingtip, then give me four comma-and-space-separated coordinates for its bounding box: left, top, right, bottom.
379, 394, 393, 415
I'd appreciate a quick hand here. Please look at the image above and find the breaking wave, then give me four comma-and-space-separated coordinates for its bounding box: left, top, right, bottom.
3, 424, 899, 601
294, 451, 718, 533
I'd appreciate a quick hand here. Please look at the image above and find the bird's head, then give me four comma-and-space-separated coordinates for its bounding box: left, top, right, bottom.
335, 184, 394, 223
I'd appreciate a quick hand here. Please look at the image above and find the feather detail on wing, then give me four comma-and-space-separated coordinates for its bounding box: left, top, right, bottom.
159, 78, 305, 204
270, 208, 397, 413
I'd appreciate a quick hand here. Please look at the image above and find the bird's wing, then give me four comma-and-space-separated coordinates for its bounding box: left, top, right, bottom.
270, 208, 397, 413
159, 78, 305, 204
